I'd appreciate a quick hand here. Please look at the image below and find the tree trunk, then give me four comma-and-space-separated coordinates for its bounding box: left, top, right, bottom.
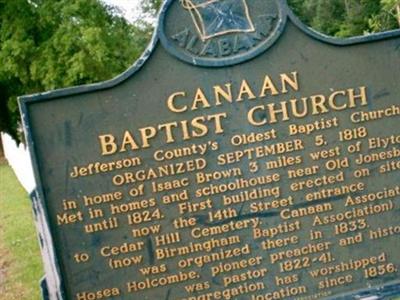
396, 4, 400, 28
344, 0, 351, 17
0, 133, 4, 159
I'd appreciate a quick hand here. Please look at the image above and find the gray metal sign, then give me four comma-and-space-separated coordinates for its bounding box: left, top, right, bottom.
20, 0, 400, 299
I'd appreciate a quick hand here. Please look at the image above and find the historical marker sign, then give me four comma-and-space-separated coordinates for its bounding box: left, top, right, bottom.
20, 0, 400, 299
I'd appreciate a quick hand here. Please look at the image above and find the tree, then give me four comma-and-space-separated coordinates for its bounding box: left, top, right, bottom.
141, 0, 400, 37
141, 0, 163, 15
0, 0, 150, 142
288, 0, 399, 37
369, 0, 400, 31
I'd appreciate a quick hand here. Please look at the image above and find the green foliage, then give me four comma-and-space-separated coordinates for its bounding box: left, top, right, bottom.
288, 0, 399, 37
0, 0, 150, 141
143, 0, 400, 37
141, 0, 163, 15
369, 0, 400, 32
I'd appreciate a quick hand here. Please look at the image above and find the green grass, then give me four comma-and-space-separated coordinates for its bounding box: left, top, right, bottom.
0, 162, 43, 300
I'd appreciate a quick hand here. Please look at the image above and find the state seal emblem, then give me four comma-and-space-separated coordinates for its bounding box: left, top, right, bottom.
159, 0, 286, 66
180, 0, 255, 41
